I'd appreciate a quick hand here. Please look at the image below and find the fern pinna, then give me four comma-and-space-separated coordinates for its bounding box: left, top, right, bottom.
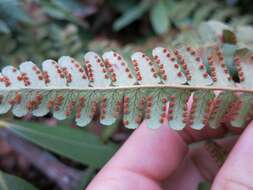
0, 44, 252, 130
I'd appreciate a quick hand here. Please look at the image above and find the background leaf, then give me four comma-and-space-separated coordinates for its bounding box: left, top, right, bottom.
197, 181, 211, 190
74, 168, 96, 190
0, 20, 10, 34
150, 0, 169, 34
0, 170, 38, 190
0, 0, 32, 24
3, 121, 118, 168
113, 1, 150, 31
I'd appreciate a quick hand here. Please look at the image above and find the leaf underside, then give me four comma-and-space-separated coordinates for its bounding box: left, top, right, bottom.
0, 45, 253, 130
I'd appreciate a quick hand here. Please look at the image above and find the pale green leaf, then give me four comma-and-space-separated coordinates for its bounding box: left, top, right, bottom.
178, 47, 213, 86
193, 2, 220, 26
189, 90, 215, 130
211, 8, 238, 21
152, 47, 186, 84
144, 89, 171, 129
123, 89, 145, 129
208, 92, 237, 129
230, 93, 253, 128
0, 20, 10, 34
168, 89, 191, 130
150, 0, 170, 35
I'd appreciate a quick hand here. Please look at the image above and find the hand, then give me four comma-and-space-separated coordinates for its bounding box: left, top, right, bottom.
86, 120, 253, 190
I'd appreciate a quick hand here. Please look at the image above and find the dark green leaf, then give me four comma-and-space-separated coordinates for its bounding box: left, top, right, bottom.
5, 121, 118, 168
0, 1, 32, 24
42, 6, 67, 19
52, 0, 85, 12
101, 122, 120, 143
0, 170, 38, 190
74, 168, 95, 190
39, 2, 88, 28
113, 1, 150, 31
198, 181, 211, 190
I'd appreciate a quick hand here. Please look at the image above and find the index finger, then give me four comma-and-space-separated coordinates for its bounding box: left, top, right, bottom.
86, 121, 188, 190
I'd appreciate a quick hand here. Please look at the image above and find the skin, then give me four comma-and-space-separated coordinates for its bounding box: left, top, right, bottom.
86, 120, 253, 190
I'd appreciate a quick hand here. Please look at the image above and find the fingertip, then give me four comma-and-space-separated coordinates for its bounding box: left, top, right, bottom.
212, 120, 253, 189
86, 121, 188, 190
112, 121, 188, 181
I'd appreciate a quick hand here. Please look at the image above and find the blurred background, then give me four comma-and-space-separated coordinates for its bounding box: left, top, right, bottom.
0, 0, 253, 189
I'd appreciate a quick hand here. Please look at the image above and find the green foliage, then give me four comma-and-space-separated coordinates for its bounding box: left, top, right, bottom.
0, 23, 84, 68
197, 181, 211, 190
150, 0, 170, 34
3, 121, 117, 168
0, 0, 88, 69
75, 168, 95, 190
113, 0, 151, 31
0, 0, 32, 28
112, 0, 252, 35
0, 170, 38, 190
37, 0, 89, 28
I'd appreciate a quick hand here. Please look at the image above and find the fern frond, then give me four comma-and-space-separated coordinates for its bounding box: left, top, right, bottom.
0, 44, 253, 130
